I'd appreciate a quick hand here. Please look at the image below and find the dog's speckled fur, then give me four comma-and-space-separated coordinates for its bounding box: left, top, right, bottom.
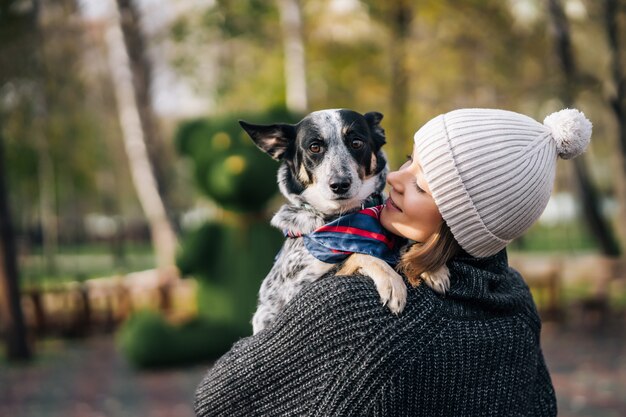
241, 109, 408, 334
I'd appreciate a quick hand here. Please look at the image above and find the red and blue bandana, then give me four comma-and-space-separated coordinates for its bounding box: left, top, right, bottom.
286, 205, 404, 266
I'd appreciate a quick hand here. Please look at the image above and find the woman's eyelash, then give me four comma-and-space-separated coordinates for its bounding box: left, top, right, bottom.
412, 178, 425, 193
403, 154, 424, 192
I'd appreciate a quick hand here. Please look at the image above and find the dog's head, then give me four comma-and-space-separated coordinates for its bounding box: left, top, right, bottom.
239, 109, 388, 215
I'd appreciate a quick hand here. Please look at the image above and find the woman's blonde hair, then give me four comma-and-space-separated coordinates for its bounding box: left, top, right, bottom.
396, 221, 460, 287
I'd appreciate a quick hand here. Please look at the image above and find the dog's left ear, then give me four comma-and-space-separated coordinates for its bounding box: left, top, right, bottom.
239, 121, 296, 161
364, 112, 386, 149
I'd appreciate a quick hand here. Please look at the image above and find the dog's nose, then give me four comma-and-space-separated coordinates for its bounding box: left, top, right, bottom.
329, 179, 351, 194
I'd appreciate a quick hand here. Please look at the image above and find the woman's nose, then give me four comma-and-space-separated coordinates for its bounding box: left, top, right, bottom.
386, 170, 403, 192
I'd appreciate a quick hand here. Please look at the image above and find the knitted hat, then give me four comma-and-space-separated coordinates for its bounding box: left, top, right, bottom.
414, 108, 592, 258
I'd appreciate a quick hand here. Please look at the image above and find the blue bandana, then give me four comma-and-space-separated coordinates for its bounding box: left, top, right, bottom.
285, 205, 404, 266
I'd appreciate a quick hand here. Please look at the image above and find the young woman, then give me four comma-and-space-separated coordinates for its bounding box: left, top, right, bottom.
194, 108, 591, 417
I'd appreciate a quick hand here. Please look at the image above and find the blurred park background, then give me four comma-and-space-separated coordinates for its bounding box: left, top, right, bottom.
1, 0, 626, 416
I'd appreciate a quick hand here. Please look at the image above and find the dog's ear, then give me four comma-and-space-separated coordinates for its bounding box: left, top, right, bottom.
239, 121, 296, 160
364, 112, 386, 149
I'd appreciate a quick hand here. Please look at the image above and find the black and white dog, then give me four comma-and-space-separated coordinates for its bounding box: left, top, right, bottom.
240, 109, 444, 334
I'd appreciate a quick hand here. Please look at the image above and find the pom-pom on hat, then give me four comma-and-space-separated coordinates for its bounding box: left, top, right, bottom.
414, 108, 592, 258
543, 108, 592, 159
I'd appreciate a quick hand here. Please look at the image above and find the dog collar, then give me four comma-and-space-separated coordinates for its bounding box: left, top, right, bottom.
287, 205, 403, 266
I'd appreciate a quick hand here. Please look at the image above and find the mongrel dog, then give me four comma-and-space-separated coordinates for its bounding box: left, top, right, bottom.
240, 109, 447, 334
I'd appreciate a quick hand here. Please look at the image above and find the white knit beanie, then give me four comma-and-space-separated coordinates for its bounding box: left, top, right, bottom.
414, 108, 592, 258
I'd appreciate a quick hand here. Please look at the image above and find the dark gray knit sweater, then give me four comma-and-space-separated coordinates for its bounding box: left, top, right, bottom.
194, 250, 557, 416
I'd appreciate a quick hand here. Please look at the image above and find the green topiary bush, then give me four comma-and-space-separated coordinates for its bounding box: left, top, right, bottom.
117, 310, 177, 368
177, 219, 284, 325
203, 145, 278, 212
175, 108, 299, 327
174, 317, 246, 361
174, 107, 301, 212
119, 109, 301, 368
117, 310, 248, 369
176, 222, 225, 280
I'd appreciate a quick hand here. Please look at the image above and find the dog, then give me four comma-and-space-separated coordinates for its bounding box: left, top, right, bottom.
240, 109, 447, 334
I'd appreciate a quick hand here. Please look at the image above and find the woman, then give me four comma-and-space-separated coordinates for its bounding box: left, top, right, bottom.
194, 108, 591, 417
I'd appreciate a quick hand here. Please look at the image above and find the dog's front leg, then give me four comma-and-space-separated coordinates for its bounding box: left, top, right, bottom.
252, 261, 287, 334
336, 254, 407, 314
252, 304, 279, 335
252, 252, 335, 334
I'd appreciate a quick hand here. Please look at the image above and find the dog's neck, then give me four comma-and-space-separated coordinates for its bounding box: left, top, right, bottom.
270, 201, 333, 236
271, 192, 385, 237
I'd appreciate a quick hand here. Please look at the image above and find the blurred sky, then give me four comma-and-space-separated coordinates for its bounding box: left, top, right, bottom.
78, 0, 213, 117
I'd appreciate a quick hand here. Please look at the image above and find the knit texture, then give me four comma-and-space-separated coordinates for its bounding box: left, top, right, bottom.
194, 250, 557, 417
414, 108, 591, 258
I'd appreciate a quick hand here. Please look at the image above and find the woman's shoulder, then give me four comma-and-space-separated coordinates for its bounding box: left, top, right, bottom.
282, 273, 442, 334
300, 272, 435, 307
284, 274, 403, 323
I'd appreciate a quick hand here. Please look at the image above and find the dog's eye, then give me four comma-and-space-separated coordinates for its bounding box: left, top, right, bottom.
351, 139, 364, 150
309, 142, 323, 153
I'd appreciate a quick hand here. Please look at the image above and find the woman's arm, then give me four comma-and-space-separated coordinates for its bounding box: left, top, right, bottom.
193, 275, 390, 417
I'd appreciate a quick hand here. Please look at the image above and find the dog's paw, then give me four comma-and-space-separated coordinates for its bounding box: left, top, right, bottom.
337, 254, 407, 314
362, 262, 407, 314
374, 270, 407, 314
420, 265, 450, 294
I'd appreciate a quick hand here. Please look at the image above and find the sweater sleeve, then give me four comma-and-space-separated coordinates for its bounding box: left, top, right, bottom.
193, 275, 395, 417
533, 350, 558, 416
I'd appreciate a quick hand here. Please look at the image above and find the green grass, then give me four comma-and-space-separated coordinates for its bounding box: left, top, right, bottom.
511, 221, 599, 253
19, 243, 155, 288
24, 242, 154, 256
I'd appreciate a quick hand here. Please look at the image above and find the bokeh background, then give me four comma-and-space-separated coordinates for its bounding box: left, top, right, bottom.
1, 0, 626, 416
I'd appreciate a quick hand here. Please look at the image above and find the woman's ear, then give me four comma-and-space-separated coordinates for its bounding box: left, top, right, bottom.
239, 121, 296, 160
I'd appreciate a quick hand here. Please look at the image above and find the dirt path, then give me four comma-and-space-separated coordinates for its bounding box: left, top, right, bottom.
1, 336, 207, 417
542, 321, 626, 417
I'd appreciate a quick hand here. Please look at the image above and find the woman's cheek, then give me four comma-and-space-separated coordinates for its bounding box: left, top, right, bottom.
425, 205, 443, 236
408, 200, 442, 239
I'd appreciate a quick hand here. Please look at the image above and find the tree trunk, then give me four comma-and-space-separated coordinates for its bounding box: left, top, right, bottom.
604, 0, 626, 253
116, 0, 176, 223
546, 0, 621, 256
105, 0, 178, 276
387, 0, 413, 167
0, 128, 32, 361
277, 0, 308, 114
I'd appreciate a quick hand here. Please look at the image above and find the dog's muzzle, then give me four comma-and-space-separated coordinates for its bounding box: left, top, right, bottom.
329, 178, 351, 196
